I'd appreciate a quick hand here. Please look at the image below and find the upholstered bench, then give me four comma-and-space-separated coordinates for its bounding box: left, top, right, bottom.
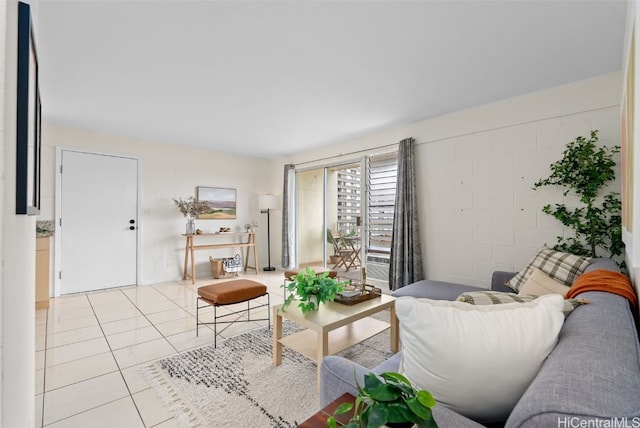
196, 279, 270, 347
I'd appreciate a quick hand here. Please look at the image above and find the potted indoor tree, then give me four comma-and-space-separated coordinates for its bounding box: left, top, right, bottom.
532, 130, 623, 263
282, 267, 347, 313
329, 372, 438, 428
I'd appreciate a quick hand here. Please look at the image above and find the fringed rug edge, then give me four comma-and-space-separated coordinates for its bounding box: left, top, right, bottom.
142, 361, 207, 428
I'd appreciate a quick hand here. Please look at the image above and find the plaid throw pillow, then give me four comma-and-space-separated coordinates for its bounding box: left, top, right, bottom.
507, 245, 591, 292
456, 290, 589, 318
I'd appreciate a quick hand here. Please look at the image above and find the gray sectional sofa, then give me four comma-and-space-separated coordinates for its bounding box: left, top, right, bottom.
319, 258, 640, 427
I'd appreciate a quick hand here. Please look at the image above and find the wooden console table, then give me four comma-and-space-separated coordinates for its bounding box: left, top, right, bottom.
182, 232, 258, 284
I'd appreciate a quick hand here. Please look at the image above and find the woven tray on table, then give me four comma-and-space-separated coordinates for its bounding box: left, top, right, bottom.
334, 282, 382, 305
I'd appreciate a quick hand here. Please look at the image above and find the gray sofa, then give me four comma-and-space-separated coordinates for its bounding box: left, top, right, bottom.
319, 259, 640, 427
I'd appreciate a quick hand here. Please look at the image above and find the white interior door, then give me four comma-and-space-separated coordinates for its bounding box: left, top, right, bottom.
60, 150, 138, 294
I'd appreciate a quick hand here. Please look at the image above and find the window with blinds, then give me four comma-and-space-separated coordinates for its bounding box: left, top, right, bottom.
367, 153, 398, 254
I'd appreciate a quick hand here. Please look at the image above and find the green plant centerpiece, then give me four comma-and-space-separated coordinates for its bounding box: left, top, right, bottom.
282, 267, 347, 313
329, 372, 438, 428
533, 130, 624, 263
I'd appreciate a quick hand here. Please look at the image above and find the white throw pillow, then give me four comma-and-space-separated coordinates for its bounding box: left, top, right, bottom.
396, 294, 565, 424
519, 268, 571, 296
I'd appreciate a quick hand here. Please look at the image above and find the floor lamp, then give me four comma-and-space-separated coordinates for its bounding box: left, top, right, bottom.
259, 194, 278, 271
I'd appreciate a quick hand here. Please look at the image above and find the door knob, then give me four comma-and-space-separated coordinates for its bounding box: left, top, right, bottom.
129, 219, 135, 224
129, 226, 135, 230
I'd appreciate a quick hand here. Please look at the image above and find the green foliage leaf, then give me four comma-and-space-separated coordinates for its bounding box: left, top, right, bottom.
385, 403, 413, 423
416, 389, 437, 408
366, 403, 389, 428
327, 416, 337, 428
333, 372, 438, 428
333, 402, 354, 415
406, 397, 432, 420
279, 267, 347, 313
363, 372, 383, 390
380, 372, 412, 386
532, 130, 624, 263
366, 384, 402, 402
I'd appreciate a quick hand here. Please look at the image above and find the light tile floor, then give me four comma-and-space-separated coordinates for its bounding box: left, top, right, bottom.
35, 270, 289, 428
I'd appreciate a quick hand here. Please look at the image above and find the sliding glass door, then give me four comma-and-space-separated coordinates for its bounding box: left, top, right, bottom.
325, 162, 362, 273
294, 162, 363, 270
292, 151, 397, 285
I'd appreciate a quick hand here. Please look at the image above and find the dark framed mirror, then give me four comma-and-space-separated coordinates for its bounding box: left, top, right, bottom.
16, 1, 41, 215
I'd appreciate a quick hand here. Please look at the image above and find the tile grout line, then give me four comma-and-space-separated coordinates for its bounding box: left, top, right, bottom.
108, 283, 207, 427
40, 290, 146, 427
41, 293, 127, 427
90, 288, 154, 428
40, 294, 97, 427
37, 304, 50, 428
37, 274, 286, 427
42, 284, 189, 428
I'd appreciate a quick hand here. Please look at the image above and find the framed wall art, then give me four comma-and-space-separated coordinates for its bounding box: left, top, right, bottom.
16, 1, 41, 215
197, 187, 237, 219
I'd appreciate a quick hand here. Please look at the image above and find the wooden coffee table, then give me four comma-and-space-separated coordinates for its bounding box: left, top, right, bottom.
272, 294, 398, 387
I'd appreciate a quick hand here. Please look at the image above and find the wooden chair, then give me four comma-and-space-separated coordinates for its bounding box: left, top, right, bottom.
329, 230, 360, 271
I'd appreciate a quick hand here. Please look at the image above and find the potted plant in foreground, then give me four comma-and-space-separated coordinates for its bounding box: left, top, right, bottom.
329, 372, 438, 428
282, 267, 347, 313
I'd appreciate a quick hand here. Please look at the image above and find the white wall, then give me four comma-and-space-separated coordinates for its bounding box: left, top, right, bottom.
1, 0, 37, 426
41, 123, 272, 285
296, 169, 324, 265
0, 2, 6, 421
621, 0, 640, 304
418, 105, 620, 286
272, 72, 623, 287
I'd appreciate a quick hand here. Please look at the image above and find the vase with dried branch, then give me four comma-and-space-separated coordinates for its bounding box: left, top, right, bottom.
173, 196, 210, 235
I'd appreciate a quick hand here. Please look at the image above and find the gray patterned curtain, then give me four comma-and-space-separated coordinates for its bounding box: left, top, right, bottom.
389, 138, 424, 290
281, 164, 295, 268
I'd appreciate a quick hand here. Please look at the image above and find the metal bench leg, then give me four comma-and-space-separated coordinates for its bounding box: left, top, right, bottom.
214, 305, 218, 348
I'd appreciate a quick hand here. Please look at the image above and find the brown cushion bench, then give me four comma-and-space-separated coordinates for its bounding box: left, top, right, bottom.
196, 279, 270, 347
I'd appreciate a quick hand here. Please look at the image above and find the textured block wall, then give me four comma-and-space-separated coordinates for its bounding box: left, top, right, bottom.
418, 107, 620, 287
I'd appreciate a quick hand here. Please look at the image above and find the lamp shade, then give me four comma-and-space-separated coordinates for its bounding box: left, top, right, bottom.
258, 194, 278, 210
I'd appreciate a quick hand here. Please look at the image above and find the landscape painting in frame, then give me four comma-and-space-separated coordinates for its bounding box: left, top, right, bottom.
197, 187, 237, 219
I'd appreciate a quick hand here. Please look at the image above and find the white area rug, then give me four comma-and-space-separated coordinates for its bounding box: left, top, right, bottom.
144, 319, 393, 428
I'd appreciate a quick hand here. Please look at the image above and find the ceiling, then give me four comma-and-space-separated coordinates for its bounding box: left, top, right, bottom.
35, 1, 628, 159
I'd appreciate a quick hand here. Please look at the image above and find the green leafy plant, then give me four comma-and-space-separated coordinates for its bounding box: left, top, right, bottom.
532, 130, 623, 261
328, 372, 438, 428
282, 267, 347, 313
